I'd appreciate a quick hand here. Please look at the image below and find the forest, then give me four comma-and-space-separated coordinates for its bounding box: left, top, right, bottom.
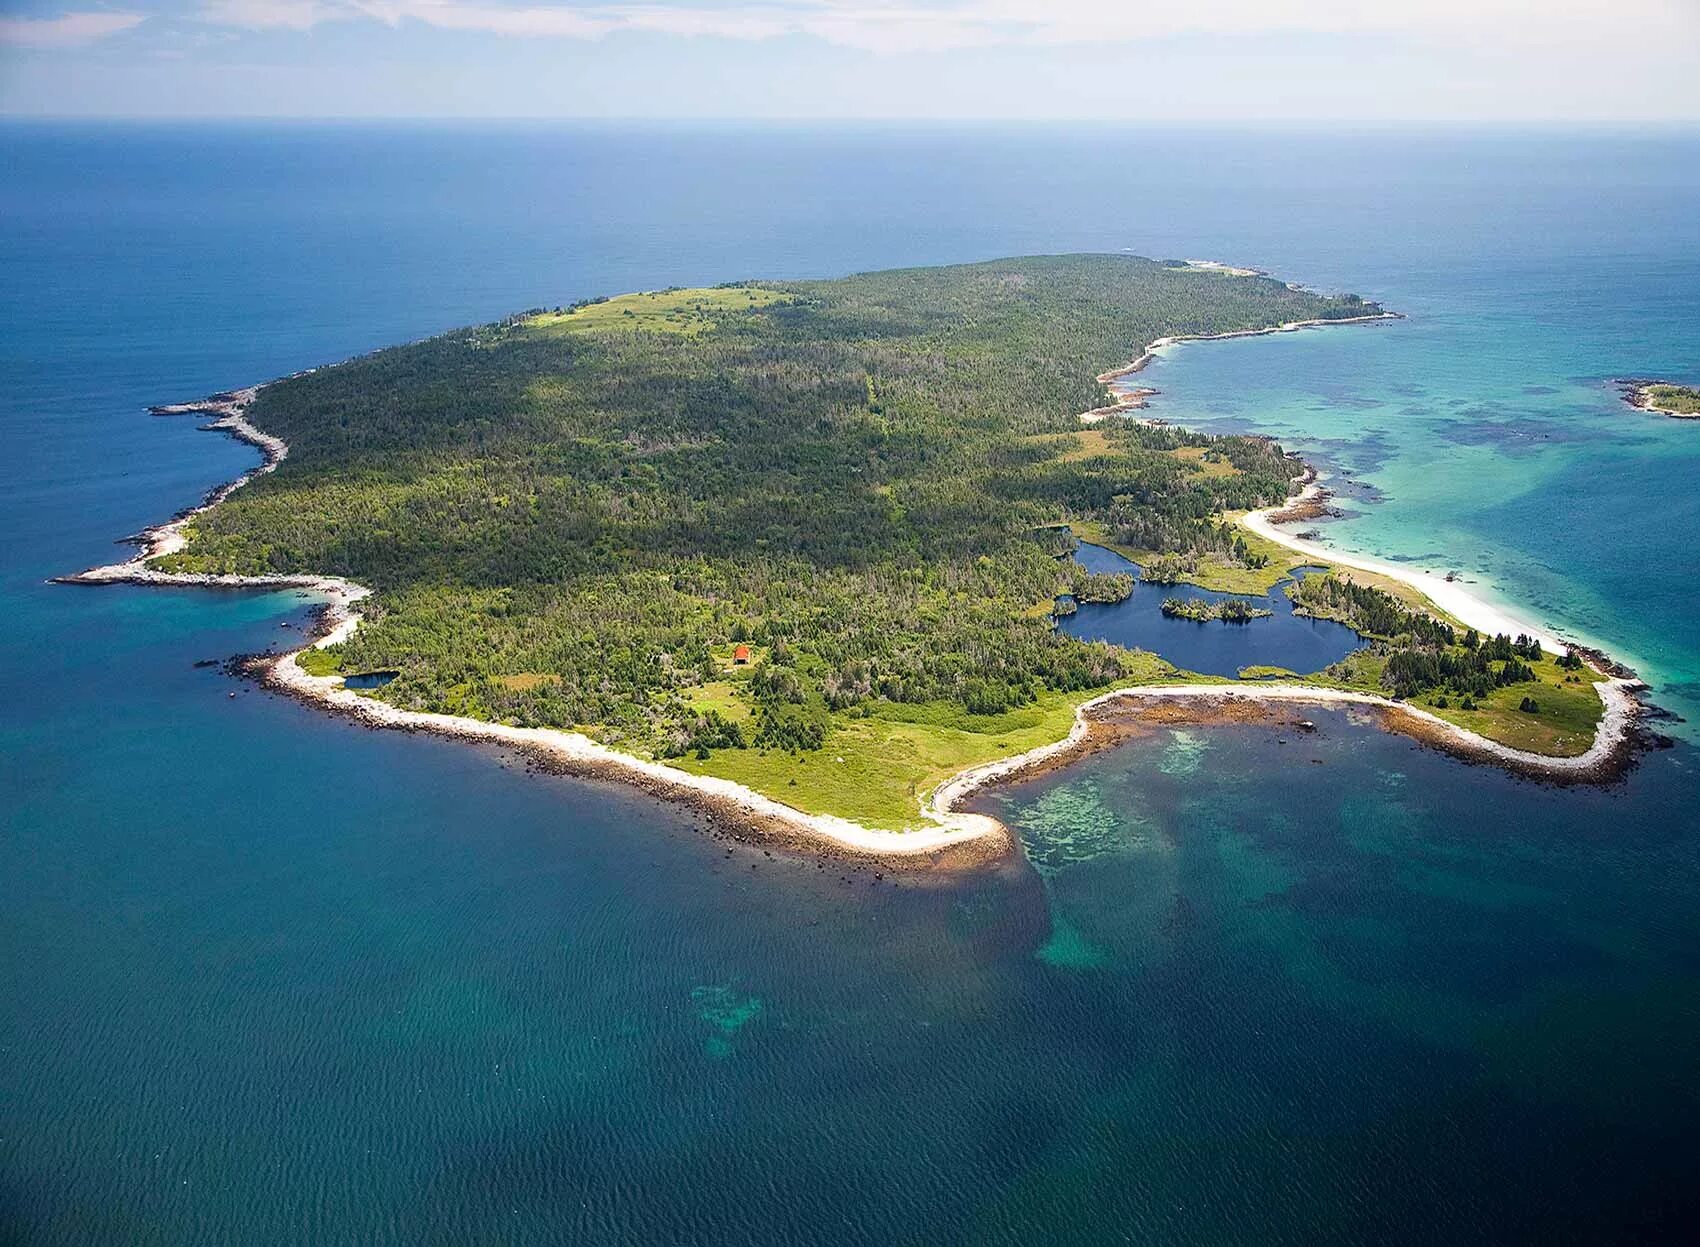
156, 255, 1384, 757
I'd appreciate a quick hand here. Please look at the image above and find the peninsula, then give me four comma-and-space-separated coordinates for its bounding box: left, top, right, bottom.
66, 256, 1640, 859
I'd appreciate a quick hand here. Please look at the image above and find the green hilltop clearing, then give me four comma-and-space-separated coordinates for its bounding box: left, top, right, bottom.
151, 255, 1603, 828
528, 286, 791, 337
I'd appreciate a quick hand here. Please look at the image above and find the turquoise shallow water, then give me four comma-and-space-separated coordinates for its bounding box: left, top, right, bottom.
979, 714, 1700, 1242
3, 122, 1699, 1242
1142, 278, 1700, 731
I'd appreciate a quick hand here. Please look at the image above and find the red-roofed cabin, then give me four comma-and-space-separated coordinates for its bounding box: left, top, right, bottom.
732, 644, 752, 665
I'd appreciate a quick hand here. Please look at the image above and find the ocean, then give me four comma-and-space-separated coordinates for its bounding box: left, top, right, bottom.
3, 121, 1698, 1243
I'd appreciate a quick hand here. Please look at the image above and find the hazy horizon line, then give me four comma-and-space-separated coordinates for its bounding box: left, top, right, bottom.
7, 114, 1700, 128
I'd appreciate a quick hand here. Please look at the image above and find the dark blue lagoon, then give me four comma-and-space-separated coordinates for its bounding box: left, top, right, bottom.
1059, 543, 1362, 677
5, 122, 1700, 1244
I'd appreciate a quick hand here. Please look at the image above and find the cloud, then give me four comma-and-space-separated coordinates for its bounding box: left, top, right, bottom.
0, 11, 145, 47
356, 1, 612, 37
197, 0, 340, 31
192, 1, 1699, 56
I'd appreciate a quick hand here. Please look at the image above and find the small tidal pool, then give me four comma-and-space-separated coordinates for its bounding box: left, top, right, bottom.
1057, 543, 1363, 678
342, 670, 399, 690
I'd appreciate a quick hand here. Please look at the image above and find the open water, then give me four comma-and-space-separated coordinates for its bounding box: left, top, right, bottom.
3, 121, 1697, 1243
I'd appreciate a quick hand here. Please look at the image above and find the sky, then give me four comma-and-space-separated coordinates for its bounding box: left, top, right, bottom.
3, 1, 1699, 120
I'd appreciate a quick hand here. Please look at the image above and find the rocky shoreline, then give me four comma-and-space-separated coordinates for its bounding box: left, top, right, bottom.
1615, 377, 1700, 419
941, 678, 1646, 805
1079, 310, 1401, 425
241, 642, 1011, 877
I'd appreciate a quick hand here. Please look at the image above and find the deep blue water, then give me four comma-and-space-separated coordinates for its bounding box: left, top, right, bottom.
1060, 544, 1360, 677
4, 122, 1699, 1243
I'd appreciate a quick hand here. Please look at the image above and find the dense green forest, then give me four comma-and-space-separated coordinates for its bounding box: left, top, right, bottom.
1292, 575, 1560, 700
159, 255, 1382, 756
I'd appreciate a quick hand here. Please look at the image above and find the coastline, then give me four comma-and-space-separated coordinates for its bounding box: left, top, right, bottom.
940, 678, 1644, 808
1128, 321, 1648, 763
1240, 478, 1584, 656
1103, 312, 1641, 662
60, 304, 1643, 868
268, 610, 1641, 868
265, 626, 1011, 867
1616, 377, 1700, 419
52, 386, 369, 608
1083, 311, 1404, 424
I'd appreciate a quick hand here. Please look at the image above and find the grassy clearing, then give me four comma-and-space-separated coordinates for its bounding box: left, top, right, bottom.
677, 695, 1085, 830
712, 644, 765, 672
529, 286, 789, 337
1170, 445, 1241, 478
677, 650, 1182, 830
294, 648, 341, 677
683, 680, 755, 724
1029, 435, 1242, 476
1050, 428, 1120, 463
492, 672, 558, 692
1423, 657, 1608, 757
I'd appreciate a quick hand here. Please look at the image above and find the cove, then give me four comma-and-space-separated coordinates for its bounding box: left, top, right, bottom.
1058, 543, 1363, 677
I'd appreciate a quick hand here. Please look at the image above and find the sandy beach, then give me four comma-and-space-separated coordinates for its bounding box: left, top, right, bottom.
1241, 478, 1580, 654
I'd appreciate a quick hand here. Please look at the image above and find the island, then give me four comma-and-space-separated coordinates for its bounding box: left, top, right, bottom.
1161, 597, 1273, 622
64, 255, 1641, 862
1618, 378, 1700, 418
